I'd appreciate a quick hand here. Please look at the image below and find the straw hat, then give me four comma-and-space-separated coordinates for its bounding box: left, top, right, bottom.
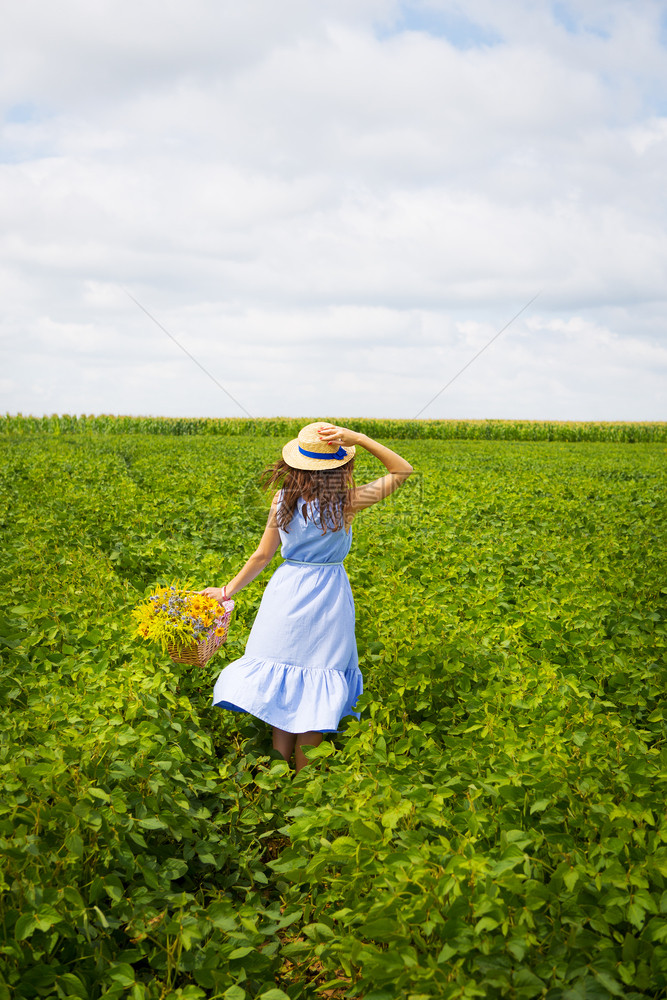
282, 421, 356, 471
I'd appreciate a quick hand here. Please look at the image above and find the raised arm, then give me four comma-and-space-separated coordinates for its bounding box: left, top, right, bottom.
201, 495, 281, 603
317, 424, 413, 513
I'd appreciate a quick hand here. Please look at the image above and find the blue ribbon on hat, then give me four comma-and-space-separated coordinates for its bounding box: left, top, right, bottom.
298, 445, 347, 460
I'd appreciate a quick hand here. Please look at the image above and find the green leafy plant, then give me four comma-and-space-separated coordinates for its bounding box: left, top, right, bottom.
0, 427, 664, 998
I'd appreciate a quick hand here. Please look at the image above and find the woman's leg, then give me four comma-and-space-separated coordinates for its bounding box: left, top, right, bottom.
273, 727, 297, 762
294, 731, 323, 773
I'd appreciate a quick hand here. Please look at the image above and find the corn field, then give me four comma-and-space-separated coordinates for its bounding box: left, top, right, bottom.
2, 413, 665, 442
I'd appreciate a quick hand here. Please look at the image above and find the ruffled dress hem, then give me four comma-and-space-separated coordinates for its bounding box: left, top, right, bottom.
212, 655, 362, 734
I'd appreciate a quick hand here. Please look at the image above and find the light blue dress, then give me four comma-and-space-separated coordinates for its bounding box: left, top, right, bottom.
212, 493, 362, 733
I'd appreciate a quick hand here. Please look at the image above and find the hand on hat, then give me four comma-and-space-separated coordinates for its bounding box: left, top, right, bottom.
317, 424, 360, 448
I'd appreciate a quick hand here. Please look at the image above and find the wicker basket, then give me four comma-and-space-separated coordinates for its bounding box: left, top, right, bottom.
167, 598, 234, 667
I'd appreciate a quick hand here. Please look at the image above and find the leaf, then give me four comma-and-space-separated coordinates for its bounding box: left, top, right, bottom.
14, 914, 38, 941
223, 988, 246, 1000
229, 947, 255, 960
475, 916, 499, 934
88, 786, 111, 801
16, 966, 55, 990
303, 921, 335, 940
512, 968, 546, 996
33, 904, 61, 931
650, 851, 667, 877
162, 858, 188, 880
103, 876, 124, 903
592, 970, 624, 996
529, 798, 550, 813
627, 902, 646, 929
351, 819, 382, 843
57, 973, 88, 999
139, 816, 168, 830
507, 938, 527, 961
107, 964, 136, 987
277, 909, 302, 930
563, 868, 579, 892
66, 832, 84, 858
490, 844, 525, 876
330, 835, 357, 855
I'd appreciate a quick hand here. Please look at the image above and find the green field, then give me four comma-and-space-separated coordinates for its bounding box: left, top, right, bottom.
1, 429, 666, 999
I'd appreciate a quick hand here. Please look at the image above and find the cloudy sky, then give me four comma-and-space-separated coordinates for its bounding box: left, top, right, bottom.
1, 0, 666, 421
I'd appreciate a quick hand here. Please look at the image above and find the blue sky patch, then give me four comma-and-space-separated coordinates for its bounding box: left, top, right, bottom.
660, 7, 667, 47
378, 3, 501, 48
552, 1, 610, 39
552, 1, 578, 33
5, 103, 41, 124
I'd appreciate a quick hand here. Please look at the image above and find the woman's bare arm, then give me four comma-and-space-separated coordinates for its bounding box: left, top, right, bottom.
317, 425, 413, 513
201, 496, 281, 602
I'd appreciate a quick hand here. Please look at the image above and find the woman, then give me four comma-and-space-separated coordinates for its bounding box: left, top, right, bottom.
202, 421, 413, 771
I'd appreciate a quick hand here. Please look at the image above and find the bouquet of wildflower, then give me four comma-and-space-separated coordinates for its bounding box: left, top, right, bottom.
132, 584, 234, 666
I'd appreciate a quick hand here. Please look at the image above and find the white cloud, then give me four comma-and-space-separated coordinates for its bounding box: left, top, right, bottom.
0, 0, 666, 420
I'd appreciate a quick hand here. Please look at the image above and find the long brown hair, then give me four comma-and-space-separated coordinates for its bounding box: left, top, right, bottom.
260, 458, 356, 533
